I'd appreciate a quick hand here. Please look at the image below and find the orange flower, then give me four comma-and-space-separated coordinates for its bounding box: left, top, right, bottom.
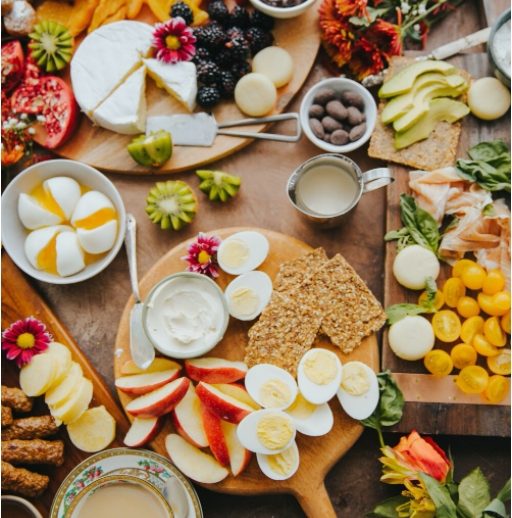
334, 0, 368, 18
319, 0, 354, 67
348, 37, 384, 80
367, 19, 402, 59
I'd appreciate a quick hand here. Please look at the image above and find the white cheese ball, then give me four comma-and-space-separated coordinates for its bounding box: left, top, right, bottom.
388, 315, 435, 361
468, 77, 511, 120
234, 73, 277, 117
252, 47, 294, 88
393, 245, 440, 290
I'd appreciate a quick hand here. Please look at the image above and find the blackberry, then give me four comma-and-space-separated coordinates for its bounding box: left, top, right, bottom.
197, 86, 221, 108
245, 27, 274, 55
224, 35, 250, 61
197, 60, 221, 85
170, 2, 194, 25
250, 10, 274, 31
194, 23, 226, 49
207, 0, 229, 25
218, 70, 236, 97
228, 5, 250, 28
231, 60, 251, 80
226, 26, 244, 40
213, 48, 232, 67
192, 46, 211, 64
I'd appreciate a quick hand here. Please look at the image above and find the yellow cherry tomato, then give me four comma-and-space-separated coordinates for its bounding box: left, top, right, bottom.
432, 310, 461, 343
424, 350, 453, 377
482, 269, 506, 295
456, 296, 480, 319
501, 313, 511, 334
450, 343, 477, 370
482, 375, 509, 403
418, 290, 445, 311
452, 259, 477, 278
460, 316, 485, 343
442, 277, 466, 308
456, 365, 489, 394
461, 263, 486, 290
487, 349, 511, 375
483, 317, 507, 347
478, 291, 511, 317
473, 333, 500, 357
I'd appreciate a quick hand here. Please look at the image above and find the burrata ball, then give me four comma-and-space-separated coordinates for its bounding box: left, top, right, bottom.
393, 245, 440, 290
388, 315, 435, 361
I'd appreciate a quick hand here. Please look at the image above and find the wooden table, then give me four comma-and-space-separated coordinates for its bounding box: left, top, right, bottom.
10, 1, 510, 515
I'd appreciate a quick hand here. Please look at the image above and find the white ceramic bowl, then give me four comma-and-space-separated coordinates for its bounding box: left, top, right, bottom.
299, 77, 377, 153
249, 0, 317, 19
1, 159, 126, 285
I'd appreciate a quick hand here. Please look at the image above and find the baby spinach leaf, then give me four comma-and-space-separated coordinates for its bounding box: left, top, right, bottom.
457, 467, 491, 518
367, 495, 408, 518
419, 473, 458, 518
385, 303, 427, 324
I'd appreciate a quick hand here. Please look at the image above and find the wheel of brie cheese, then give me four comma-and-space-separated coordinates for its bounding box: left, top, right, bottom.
71, 21, 197, 135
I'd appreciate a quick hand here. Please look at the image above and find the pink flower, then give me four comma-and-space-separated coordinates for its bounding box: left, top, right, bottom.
2, 317, 51, 367
152, 18, 196, 64
183, 233, 221, 278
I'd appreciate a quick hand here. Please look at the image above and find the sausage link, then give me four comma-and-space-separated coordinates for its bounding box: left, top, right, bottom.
1, 386, 33, 413
2, 415, 59, 440
2, 439, 64, 466
2, 405, 13, 427
1, 461, 49, 498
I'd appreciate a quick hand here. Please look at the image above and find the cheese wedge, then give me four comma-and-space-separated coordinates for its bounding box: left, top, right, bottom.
144, 58, 197, 112
92, 65, 147, 134
71, 20, 153, 116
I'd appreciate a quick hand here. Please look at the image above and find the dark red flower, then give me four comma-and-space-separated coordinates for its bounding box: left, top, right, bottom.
319, 0, 355, 67
348, 37, 385, 80
152, 17, 196, 64
334, 0, 368, 18
183, 233, 221, 278
2, 317, 51, 367
367, 19, 402, 59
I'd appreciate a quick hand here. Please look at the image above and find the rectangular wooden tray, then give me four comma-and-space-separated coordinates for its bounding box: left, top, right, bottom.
383, 53, 511, 437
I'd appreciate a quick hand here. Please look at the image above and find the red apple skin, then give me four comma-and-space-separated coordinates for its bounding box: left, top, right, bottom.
201, 406, 230, 467
123, 417, 162, 448
126, 377, 190, 418
184, 360, 247, 384
221, 421, 252, 476
115, 368, 181, 396
195, 382, 253, 424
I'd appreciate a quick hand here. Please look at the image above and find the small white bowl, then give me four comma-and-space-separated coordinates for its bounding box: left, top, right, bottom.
2, 495, 43, 518
1, 159, 126, 285
249, 0, 317, 19
299, 77, 377, 153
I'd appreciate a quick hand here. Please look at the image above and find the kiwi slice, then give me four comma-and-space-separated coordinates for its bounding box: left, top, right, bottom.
196, 170, 241, 202
146, 181, 198, 231
128, 130, 173, 168
28, 21, 74, 73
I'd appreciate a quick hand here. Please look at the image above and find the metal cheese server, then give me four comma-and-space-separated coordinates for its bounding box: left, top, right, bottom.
146, 112, 301, 146
125, 213, 155, 369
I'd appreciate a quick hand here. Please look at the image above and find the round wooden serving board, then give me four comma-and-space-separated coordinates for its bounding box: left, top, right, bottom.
114, 227, 379, 518
57, 6, 321, 175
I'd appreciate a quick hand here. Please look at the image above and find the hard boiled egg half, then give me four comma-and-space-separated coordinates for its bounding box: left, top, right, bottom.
336, 361, 379, 420
256, 441, 299, 481
225, 271, 272, 321
285, 393, 333, 436
217, 231, 269, 275
245, 364, 298, 410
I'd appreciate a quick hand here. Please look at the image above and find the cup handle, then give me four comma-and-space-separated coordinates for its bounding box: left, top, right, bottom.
361, 167, 395, 193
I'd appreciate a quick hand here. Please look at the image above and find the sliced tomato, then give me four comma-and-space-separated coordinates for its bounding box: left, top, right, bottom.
1, 40, 25, 94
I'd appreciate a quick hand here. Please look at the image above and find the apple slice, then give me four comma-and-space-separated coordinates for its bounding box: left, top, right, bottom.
126, 377, 190, 418
221, 421, 252, 476
201, 406, 230, 467
20, 353, 58, 397
172, 385, 208, 448
165, 434, 229, 484
124, 417, 162, 448
50, 377, 93, 425
214, 383, 260, 410
196, 382, 254, 424
45, 362, 83, 407
115, 368, 181, 395
121, 358, 181, 376
185, 357, 248, 383
46, 342, 72, 388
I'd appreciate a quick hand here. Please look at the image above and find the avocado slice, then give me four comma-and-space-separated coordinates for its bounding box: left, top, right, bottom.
394, 98, 469, 150
392, 81, 468, 132
379, 60, 456, 98
381, 73, 466, 124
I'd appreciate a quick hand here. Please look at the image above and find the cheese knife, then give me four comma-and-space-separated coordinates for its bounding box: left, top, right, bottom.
146, 112, 301, 146
125, 213, 155, 370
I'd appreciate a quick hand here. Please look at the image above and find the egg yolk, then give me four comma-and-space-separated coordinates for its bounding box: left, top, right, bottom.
36, 232, 58, 274
259, 379, 292, 408
220, 239, 249, 268
303, 350, 338, 385
30, 184, 65, 220
267, 446, 297, 476
340, 363, 370, 395
230, 287, 260, 316
257, 414, 294, 450
73, 207, 117, 230
286, 393, 316, 419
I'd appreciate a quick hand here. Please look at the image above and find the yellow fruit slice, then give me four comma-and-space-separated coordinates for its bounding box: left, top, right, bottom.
482, 375, 509, 403
51, 377, 93, 425
45, 362, 83, 407
145, 0, 173, 21
88, 0, 127, 32
46, 342, 72, 388
36, 0, 99, 36
127, 0, 144, 18
121, 357, 181, 376
20, 353, 58, 397
67, 406, 116, 452
487, 349, 511, 376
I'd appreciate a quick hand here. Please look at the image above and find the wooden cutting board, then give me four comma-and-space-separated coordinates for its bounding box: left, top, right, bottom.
1, 253, 131, 516
114, 227, 379, 518
383, 53, 511, 437
57, 5, 321, 175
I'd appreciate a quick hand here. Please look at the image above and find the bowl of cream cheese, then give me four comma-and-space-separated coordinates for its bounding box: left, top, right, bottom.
142, 272, 229, 359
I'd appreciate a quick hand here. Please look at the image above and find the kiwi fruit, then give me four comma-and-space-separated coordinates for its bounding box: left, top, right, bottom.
196, 170, 241, 202
128, 130, 173, 168
28, 21, 74, 73
146, 180, 198, 231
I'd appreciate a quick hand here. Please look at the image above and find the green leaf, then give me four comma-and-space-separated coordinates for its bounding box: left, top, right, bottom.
386, 303, 427, 324
468, 140, 509, 161
458, 467, 491, 518
376, 371, 404, 427
497, 479, 511, 503
398, 194, 440, 252
367, 495, 408, 518
419, 473, 458, 518
415, 206, 440, 252
483, 203, 496, 217
482, 498, 507, 518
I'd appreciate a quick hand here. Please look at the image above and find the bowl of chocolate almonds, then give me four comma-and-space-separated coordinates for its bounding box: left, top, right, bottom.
300, 77, 377, 153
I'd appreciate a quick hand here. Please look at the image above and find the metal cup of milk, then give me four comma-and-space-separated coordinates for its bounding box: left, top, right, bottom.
286, 154, 394, 227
